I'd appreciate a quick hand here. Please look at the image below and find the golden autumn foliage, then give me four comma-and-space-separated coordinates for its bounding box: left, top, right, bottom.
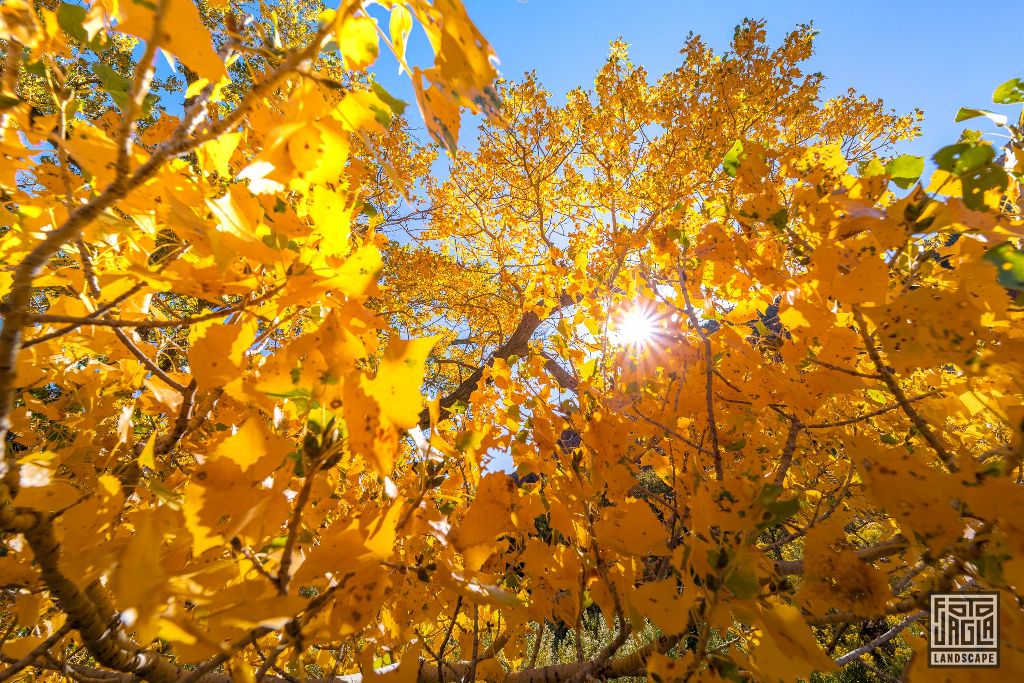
1, 2, 1023, 682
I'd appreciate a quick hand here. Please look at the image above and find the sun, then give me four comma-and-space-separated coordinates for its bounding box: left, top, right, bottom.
612, 306, 657, 349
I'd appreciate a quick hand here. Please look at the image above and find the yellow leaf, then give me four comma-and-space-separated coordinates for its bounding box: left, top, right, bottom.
853, 433, 961, 555
309, 185, 353, 257
451, 473, 517, 571
474, 658, 506, 682
303, 121, 351, 184
796, 516, 890, 617
328, 244, 384, 298
336, 13, 379, 71
778, 305, 810, 330
112, 513, 167, 643
13, 458, 80, 513
412, 0, 498, 115
2, 636, 46, 660
197, 131, 241, 177
362, 336, 438, 428
182, 458, 288, 556
748, 603, 837, 682
389, 5, 412, 67
412, 72, 461, 152
594, 500, 668, 557
630, 579, 695, 634
228, 658, 257, 683
207, 187, 263, 242
138, 432, 157, 470
834, 255, 889, 304
117, 0, 227, 85
213, 417, 293, 476
334, 89, 393, 134
378, 641, 423, 683
958, 390, 986, 416
188, 322, 254, 393
343, 378, 398, 473
286, 125, 325, 171
62, 121, 120, 185
14, 592, 41, 626
646, 651, 694, 683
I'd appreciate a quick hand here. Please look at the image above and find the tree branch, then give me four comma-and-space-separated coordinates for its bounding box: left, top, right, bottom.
774, 536, 909, 576
804, 391, 941, 430
0, 622, 73, 682
417, 294, 577, 430
851, 307, 957, 472
541, 351, 579, 392
678, 269, 723, 480
834, 610, 925, 666
772, 419, 803, 487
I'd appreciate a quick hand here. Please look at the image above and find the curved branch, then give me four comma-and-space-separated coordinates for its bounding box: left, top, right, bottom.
834, 610, 925, 666
772, 419, 803, 486
417, 294, 577, 430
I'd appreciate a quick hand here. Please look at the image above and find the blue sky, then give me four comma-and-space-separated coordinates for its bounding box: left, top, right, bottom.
378, 0, 1023, 161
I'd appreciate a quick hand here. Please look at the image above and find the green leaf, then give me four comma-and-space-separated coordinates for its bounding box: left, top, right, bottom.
932, 142, 1007, 210
0, 94, 22, 110
954, 107, 1008, 127
960, 164, 1008, 211
722, 140, 743, 178
92, 62, 133, 110
92, 62, 157, 115
767, 208, 788, 230
857, 158, 885, 178
724, 562, 760, 599
22, 60, 47, 78
884, 154, 924, 189
264, 535, 289, 549
983, 242, 1024, 291
57, 3, 89, 45
762, 496, 800, 529
933, 142, 995, 174
992, 78, 1024, 105
754, 483, 800, 532
725, 438, 746, 452
454, 430, 484, 453
371, 82, 408, 117
866, 389, 887, 404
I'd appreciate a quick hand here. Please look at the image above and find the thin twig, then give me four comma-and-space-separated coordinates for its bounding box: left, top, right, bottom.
851, 307, 957, 472
678, 269, 723, 480
632, 407, 712, 455
527, 622, 545, 670
114, 327, 188, 393
804, 391, 941, 430
0, 623, 73, 682
807, 358, 882, 379
834, 611, 925, 666
277, 466, 321, 595
30, 288, 279, 329
436, 597, 463, 683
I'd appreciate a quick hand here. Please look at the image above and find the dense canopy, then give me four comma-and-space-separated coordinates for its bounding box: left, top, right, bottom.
1, 1, 1023, 682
